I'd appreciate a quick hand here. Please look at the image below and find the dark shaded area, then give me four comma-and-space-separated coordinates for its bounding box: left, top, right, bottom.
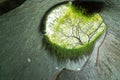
0, 0, 26, 15
73, 1, 105, 15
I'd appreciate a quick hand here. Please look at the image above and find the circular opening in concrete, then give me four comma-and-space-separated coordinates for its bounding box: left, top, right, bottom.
42, 2, 106, 62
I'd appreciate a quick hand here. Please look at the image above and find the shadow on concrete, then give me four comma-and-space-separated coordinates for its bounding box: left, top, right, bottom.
0, 0, 26, 15
72, 1, 105, 15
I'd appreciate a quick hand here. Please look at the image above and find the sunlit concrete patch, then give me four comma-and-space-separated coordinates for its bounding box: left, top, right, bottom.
27, 57, 31, 63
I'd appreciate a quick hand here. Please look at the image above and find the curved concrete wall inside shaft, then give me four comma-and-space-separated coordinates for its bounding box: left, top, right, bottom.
0, 0, 120, 80
0, 0, 26, 15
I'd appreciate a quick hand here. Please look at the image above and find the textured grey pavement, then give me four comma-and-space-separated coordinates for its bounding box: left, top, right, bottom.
0, 0, 26, 15
0, 0, 120, 80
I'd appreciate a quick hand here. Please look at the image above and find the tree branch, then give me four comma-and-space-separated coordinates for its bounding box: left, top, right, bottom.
88, 21, 103, 42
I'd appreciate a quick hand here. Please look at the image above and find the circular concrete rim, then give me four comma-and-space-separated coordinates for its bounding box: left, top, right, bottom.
40, 1, 107, 71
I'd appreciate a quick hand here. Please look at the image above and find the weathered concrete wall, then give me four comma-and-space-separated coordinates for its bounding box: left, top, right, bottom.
0, 0, 120, 80
0, 0, 26, 15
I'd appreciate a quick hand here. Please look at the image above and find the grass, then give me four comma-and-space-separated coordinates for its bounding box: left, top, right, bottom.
43, 27, 105, 61
43, 35, 93, 61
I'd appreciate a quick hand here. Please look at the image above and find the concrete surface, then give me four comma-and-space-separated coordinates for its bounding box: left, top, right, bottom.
0, 0, 25, 15
0, 0, 120, 80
